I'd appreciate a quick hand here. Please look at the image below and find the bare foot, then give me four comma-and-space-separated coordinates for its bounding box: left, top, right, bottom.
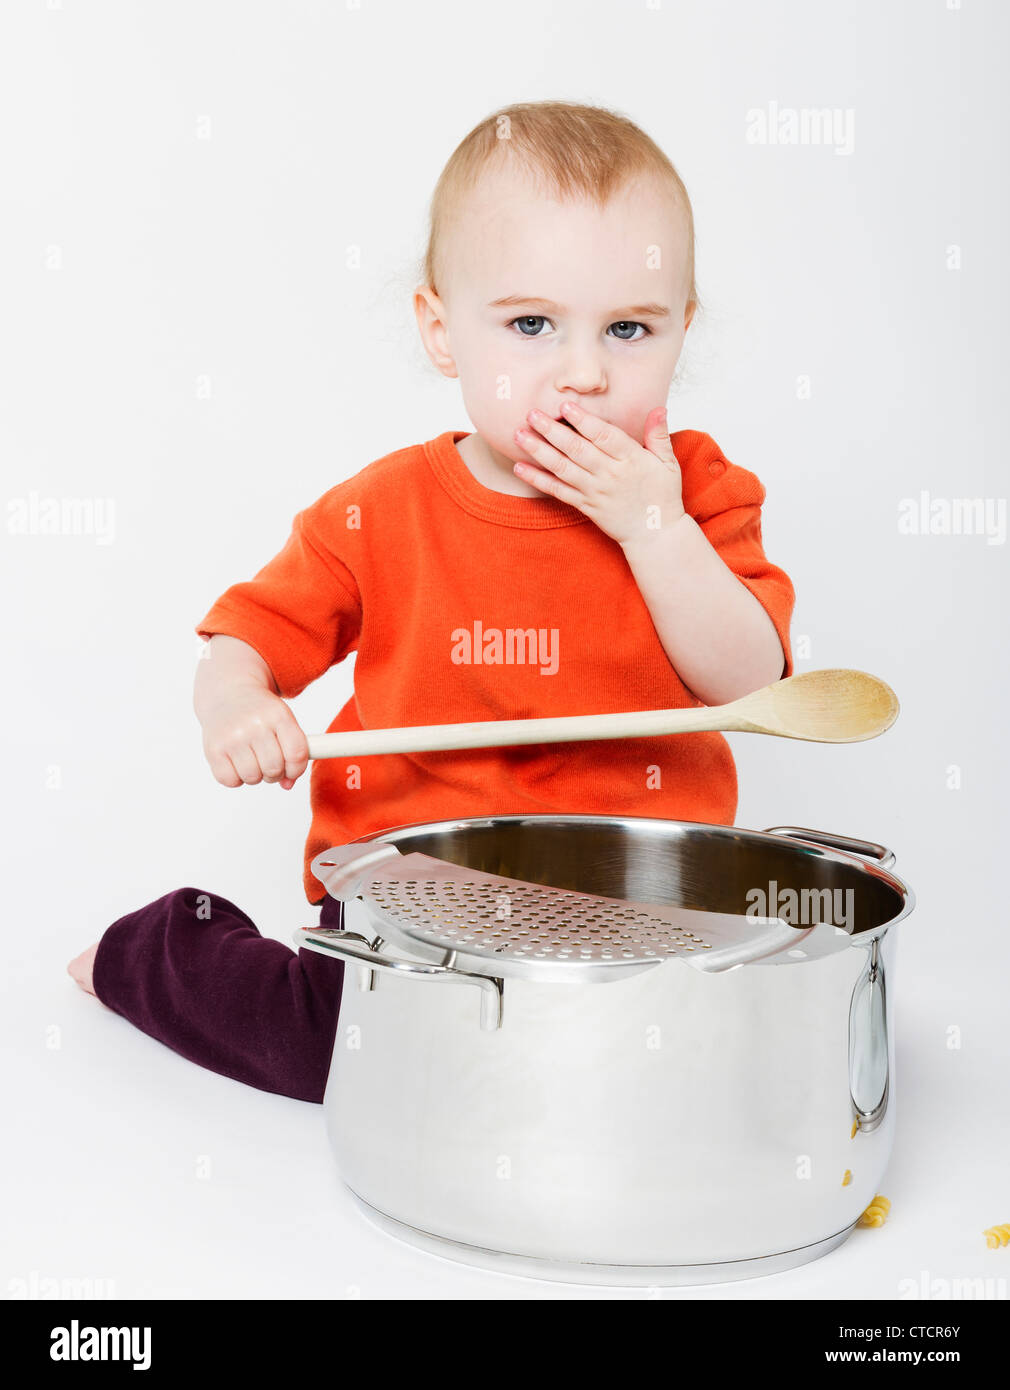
68, 942, 100, 997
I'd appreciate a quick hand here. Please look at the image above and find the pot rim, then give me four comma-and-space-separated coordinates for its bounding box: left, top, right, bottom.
329, 812, 916, 937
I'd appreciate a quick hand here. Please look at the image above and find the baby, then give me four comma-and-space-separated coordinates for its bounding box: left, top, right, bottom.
68, 100, 794, 1102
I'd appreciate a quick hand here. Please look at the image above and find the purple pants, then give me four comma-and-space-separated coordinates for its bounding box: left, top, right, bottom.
92, 887, 346, 1103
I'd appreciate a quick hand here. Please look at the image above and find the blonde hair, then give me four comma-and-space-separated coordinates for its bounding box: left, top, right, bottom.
420, 100, 700, 315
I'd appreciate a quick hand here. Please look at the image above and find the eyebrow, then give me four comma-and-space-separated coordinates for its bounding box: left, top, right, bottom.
488, 294, 671, 318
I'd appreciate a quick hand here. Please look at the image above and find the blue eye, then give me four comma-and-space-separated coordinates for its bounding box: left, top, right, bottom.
608, 321, 649, 341
509, 315, 551, 337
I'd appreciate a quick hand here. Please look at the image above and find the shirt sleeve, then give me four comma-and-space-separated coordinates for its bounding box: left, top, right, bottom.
194, 508, 362, 698
678, 432, 796, 680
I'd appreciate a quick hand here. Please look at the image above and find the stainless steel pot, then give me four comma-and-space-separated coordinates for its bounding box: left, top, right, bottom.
294, 815, 914, 1287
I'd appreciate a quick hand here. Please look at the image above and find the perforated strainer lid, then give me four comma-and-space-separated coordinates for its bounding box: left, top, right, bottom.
311, 843, 813, 981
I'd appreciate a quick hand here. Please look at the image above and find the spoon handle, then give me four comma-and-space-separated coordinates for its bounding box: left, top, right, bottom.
306, 700, 745, 759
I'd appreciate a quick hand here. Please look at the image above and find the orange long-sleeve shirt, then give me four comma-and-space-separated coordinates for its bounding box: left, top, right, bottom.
196, 428, 795, 905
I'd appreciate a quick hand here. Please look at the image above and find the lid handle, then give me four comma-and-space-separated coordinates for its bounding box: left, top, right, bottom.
311, 843, 404, 900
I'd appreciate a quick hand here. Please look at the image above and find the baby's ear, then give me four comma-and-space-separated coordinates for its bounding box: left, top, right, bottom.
413, 286, 458, 380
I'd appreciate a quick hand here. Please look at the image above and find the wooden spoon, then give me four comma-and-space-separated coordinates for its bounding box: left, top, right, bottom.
306, 668, 898, 760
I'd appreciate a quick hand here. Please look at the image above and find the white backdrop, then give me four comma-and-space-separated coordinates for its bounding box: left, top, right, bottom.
2, 0, 1008, 1302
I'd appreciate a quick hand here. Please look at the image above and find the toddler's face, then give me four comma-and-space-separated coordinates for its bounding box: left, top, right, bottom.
416, 164, 695, 469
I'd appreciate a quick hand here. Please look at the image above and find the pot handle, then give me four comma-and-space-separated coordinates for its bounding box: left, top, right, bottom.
848, 937, 889, 1132
762, 826, 896, 871
293, 927, 504, 1032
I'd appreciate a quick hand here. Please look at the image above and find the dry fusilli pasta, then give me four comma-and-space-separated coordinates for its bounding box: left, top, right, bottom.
858, 1195, 891, 1227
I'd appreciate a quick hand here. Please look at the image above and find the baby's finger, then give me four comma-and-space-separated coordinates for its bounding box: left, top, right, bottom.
276, 714, 311, 782
228, 743, 264, 785
208, 749, 243, 788
252, 729, 288, 784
